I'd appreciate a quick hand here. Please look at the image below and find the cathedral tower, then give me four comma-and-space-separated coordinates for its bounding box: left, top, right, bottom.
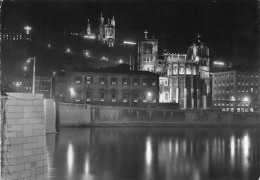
136, 30, 158, 72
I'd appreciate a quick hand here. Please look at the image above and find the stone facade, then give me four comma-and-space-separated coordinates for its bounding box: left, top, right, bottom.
54, 67, 160, 105
2, 93, 48, 180
136, 31, 158, 72
137, 33, 211, 109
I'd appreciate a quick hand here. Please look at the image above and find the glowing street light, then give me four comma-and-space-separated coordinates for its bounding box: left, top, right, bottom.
230, 96, 235, 101
70, 87, 76, 96
66, 48, 71, 53
24, 26, 32, 35
242, 97, 250, 102
119, 59, 123, 64
23, 66, 27, 71
123, 41, 136, 45
26, 57, 36, 93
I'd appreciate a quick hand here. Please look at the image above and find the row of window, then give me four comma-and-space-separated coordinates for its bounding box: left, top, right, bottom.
221, 108, 254, 112
213, 73, 234, 77
237, 74, 258, 78
213, 103, 250, 107
74, 76, 157, 86
79, 92, 156, 103
214, 79, 234, 84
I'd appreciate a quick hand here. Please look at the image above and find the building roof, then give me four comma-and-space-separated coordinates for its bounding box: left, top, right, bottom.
59, 64, 160, 77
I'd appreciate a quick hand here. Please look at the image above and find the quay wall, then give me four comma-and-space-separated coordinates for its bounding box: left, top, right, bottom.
57, 103, 91, 126
57, 103, 260, 126
44, 99, 56, 133
2, 93, 48, 180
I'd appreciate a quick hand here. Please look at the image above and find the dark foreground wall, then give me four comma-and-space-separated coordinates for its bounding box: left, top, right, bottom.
57, 103, 260, 126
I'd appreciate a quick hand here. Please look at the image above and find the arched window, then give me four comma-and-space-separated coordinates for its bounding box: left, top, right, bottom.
186, 66, 191, 75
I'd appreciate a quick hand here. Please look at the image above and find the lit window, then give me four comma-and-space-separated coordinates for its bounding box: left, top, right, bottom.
122, 78, 129, 85
134, 94, 139, 102
86, 77, 92, 84
111, 92, 117, 102
151, 79, 156, 86
86, 92, 92, 101
142, 79, 148, 85
74, 77, 82, 84
111, 77, 117, 85
133, 78, 139, 86
99, 78, 105, 85
123, 93, 128, 102
100, 93, 105, 101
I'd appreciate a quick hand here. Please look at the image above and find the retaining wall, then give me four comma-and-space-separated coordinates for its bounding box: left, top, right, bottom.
57, 103, 91, 126
57, 103, 260, 126
44, 99, 56, 133
1, 93, 48, 180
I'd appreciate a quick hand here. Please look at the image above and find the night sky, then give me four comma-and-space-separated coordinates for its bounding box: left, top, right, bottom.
2, 0, 259, 75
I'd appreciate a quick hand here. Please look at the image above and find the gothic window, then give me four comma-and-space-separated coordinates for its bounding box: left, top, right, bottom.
143, 43, 153, 54
173, 67, 177, 75
179, 67, 185, 74
186, 66, 191, 75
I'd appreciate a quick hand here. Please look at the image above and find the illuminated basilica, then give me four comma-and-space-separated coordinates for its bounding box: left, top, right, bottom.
136, 32, 211, 109
82, 12, 116, 47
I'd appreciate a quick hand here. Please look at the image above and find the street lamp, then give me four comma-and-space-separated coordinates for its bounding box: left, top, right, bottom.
118, 59, 123, 64
27, 57, 36, 93
123, 40, 136, 70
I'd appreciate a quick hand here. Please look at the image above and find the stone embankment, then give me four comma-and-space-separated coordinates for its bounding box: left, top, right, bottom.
57, 103, 260, 127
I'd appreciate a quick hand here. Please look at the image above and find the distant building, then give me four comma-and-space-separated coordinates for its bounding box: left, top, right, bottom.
212, 70, 259, 112
0, 29, 32, 44
136, 32, 211, 109
10, 76, 52, 99
54, 61, 160, 105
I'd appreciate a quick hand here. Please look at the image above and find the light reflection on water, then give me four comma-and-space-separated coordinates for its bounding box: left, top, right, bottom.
47, 127, 260, 180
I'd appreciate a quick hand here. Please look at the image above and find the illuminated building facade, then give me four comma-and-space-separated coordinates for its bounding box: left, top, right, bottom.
212, 70, 259, 112
137, 33, 211, 109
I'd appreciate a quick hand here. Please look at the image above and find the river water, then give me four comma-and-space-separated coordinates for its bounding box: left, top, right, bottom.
46, 127, 260, 180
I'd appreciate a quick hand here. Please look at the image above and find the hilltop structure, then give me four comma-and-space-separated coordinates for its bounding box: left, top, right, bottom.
81, 12, 116, 47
